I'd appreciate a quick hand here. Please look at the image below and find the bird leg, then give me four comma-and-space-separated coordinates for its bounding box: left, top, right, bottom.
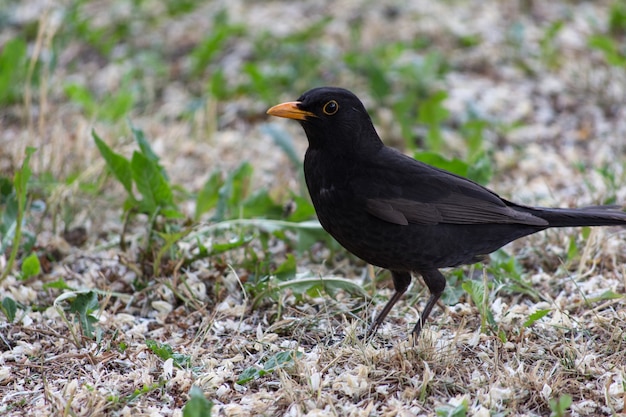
366, 270, 411, 338
411, 269, 446, 340
367, 269, 447, 341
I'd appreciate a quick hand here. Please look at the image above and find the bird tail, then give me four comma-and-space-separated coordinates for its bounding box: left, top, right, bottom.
530, 205, 626, 228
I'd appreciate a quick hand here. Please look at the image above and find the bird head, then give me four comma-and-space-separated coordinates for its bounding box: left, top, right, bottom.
267, 87, 382, 153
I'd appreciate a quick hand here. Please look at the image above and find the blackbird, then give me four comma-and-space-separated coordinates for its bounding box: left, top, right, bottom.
267, 87, 626, 340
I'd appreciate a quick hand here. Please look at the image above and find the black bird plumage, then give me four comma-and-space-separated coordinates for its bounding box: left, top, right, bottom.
267, 87, 626, 340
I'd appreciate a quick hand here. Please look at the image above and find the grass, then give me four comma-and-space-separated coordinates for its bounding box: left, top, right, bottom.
1, 0, 626, 416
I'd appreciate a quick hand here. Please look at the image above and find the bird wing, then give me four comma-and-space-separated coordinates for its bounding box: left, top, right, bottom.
355, 148, 548, 227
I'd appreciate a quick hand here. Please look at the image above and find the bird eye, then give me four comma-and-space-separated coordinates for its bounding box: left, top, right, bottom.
322, 100, 339, 115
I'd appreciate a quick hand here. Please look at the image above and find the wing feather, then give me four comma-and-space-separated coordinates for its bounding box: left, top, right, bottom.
358, 148, 548, 227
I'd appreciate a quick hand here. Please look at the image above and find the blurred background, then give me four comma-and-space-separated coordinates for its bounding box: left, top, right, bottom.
3, 0, 624, 188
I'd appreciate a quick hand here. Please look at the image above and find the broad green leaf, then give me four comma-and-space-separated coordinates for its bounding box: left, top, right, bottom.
20, 252, 41, 279
131, 126, 167, 178
587, 290, 623, 303
417, 90, 449, 152
183, 386, 213, 417
436, 401, 468, 417
1, 297, 17, 322
208, 68, 229, 99
237, 351, 303, 385
549, 394, 572, 417
15, 147, 35, 206
440, 270, 467, 306
1, 191, 18, 250
160, 207, 184, 219
101, 89, 133, 121
523, 309, 551, 327
273, 254, 296, 281
488, 249, 539, 300
189, 10, 245, 76
65, 84, 97, 117
291, 276, 367, 298
263, 350, 300, 371
195, 170, 223, 220
213, 162, 253, 221
208, 234, 253, 255
0, 148, 35, 282
466, 152, 493, 185
68, 291, 99, 338
463, 279, 486, 305
131, 151, 174, 214
588, 35, 626, 67
461, 119, 488, 160
237, 366, 262, 385
566, 235, 579, 261
241, 190, 284, 219
0, 176, 13, 201
146, 339, 191, 368
285, 194, 316, 222
0, 38, 28, 104
462, 279, 497, 331
227, 162, 253, 209
251, 275, 369, 308
93, 131, 134, 195
43, 277, 74, 291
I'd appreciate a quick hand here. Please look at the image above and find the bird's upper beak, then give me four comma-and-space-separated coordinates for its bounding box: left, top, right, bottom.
266, 101, 316, 121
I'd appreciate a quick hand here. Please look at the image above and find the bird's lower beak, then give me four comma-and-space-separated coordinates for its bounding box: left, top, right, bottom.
266, 101, 316, 121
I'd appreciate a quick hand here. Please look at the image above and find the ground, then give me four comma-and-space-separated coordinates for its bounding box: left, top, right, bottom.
0, 0, 625, 416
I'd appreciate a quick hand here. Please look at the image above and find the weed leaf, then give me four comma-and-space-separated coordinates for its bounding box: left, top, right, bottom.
183, 386, 213, 417
237, 351, 302, 385
20, 252, 41, 279
68, 291, 99, 338
523, 309, 551, 327
131, 151, 174, 214
1, 297, 17, 322
93, 131, 134, 195
195, 170, 223, 220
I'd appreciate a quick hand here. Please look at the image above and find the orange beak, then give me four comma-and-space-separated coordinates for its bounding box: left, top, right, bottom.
266, 101, 316, 121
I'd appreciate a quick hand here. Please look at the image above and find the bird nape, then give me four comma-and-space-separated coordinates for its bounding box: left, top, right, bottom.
267, 86, 626, 341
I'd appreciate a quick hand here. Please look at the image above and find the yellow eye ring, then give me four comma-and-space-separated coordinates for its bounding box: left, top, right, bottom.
323, 100, 339, 115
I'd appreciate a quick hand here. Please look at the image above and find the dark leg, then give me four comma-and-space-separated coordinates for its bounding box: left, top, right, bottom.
411, 269, 446, 340
367, 270, 412, 338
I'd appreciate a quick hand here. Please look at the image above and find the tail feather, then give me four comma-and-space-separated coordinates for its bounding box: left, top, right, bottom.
530, 205, 626, 228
